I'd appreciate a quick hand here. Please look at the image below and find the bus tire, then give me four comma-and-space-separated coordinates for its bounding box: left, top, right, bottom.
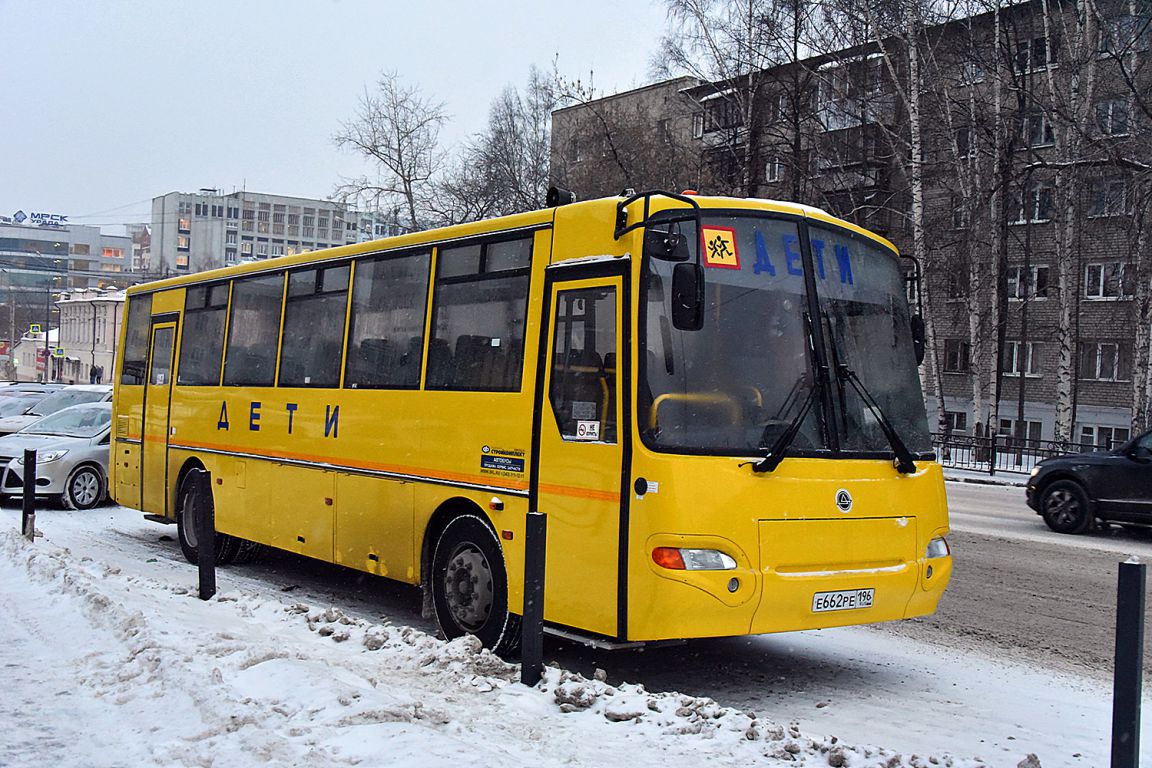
431, 514, 520, 656
176, 472, 241, 565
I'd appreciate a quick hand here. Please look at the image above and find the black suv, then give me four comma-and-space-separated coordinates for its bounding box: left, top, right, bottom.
1026, 430, 1152, 534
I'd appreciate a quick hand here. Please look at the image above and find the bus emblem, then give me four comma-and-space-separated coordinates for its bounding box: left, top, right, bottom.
835, 489, 853, 512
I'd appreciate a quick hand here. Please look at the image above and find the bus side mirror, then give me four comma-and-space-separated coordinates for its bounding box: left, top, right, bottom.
644, 229, 691, 262
672, 262, 704, 331
911, 315, 926, 365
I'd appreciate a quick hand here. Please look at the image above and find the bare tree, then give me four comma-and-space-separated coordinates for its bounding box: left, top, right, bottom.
333, 72, 447, 232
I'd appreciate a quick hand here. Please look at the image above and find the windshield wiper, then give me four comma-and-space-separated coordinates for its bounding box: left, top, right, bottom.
751, 379, 818, 473
751, 312, 825, 474
822, 312, 917, 474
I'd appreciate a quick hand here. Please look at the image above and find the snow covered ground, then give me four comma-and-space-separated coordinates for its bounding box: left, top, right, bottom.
0, 503, 1146, 768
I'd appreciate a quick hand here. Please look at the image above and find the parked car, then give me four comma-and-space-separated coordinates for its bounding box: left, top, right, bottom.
1026, 429, 1152, 534
0, 384, 112, 436
0, 402, 112, 509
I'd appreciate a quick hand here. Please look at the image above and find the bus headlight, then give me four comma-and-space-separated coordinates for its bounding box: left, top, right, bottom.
926, 537, 950, 558
652, 547, 737, 570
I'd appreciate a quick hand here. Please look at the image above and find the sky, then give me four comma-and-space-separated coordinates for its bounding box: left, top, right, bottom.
0, 0, 666, 228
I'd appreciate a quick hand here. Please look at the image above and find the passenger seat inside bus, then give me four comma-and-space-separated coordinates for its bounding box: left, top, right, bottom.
454, 334, 507, 389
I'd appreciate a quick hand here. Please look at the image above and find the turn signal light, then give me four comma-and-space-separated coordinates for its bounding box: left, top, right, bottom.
652, 547, 737, 571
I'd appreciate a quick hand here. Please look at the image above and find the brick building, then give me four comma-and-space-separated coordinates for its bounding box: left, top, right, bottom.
551, 0, 1151, 445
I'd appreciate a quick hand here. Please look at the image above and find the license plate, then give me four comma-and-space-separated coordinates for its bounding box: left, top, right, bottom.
812, 588, 875, 613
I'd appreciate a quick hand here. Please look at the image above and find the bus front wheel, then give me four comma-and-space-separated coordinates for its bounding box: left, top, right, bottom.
431, 514, 520, 656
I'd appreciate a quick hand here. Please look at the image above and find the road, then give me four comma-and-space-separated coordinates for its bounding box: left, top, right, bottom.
879, 479, 1152, 676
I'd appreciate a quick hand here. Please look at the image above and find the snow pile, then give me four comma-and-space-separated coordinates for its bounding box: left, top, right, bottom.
0, 520, 1033, 767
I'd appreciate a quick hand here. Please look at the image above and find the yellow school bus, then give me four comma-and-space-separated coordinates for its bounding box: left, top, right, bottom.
111, 191, 951, 653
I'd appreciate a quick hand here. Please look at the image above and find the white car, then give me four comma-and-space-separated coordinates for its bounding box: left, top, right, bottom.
0, 402, 112, 509
0, 384, 112, 437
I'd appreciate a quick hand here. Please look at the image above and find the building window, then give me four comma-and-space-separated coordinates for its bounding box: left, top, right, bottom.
944, 410, 968, 434
178, 218, 191, 233
1011, 183, 1054, 223
1095, 98, 1130, 135
1004, 340, 1041, 376
960, 59, 985, 85
101, 247, 123, 259
1080, 424, 1130, 449
998, 418, 1042, 441
227, 206, 239, 219
1084, 262, 1133, 299
1087, 178, 1129, 217
1020, 113, 1055, 148
1014, 36, 1056, 73
955, 126, 973, 159
175, 254, 189, 269
225, 231, 237, 245
700, 95, 743, 133
943, 338, 971, 372
1079, 340, 1132, 380
1100, 15, 1151, 56
176, 235, 190, 252
178, 201, 192, 215
1006, 265, 1049, 300
765, 155, 783, 183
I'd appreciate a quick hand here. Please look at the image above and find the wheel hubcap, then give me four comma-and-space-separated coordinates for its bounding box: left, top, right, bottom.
72, 471, 99, 506
443, 543, 493, 631
183, 492, 199, 548
1045, 490, 1079, 527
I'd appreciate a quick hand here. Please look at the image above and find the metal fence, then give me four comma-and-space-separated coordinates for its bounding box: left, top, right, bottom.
930, 432, 1115, 476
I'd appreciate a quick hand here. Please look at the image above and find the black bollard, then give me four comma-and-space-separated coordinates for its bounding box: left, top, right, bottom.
20, 449, 35, 541
1112, 559, 1145, 768
520, 511, 547, 686
192, 469, 216, 601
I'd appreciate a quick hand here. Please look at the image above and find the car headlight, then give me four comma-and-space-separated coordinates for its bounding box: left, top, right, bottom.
1029, 466, 1041, 477
17, 450, 68, 464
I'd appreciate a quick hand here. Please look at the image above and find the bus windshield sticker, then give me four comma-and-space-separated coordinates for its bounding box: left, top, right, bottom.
575, 421, 601, 441
701, 226, 740, 269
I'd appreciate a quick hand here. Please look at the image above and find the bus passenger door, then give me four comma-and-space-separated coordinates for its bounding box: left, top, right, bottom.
535, 268, 628, 639
141, 321, 176, 517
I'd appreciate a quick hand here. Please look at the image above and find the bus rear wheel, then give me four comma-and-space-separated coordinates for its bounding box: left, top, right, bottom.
431, 514, 520, 656
176, 472, 240, 565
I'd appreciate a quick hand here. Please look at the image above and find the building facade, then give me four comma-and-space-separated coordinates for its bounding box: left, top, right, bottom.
55, 289, 124, 384
551, 0, 1152, 447
0, 218, 135, 373
150, 190, 403, 275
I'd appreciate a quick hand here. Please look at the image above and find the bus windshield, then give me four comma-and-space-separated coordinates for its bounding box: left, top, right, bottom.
641, 212, 929, 457
810, 224, 930, 454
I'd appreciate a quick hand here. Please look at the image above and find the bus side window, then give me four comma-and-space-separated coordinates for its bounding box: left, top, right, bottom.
344, 251, 431, 390
427, 236, 531, 392
120, 293, 153, 385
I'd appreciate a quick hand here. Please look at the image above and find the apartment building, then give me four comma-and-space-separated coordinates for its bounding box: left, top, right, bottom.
150, 190, 403, 275
551, 0, 1151, 445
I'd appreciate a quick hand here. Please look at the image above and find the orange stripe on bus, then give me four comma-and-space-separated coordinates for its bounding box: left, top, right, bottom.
171, 438, 530, 493
138, 438, 619, 504
537, 483, 620, 502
